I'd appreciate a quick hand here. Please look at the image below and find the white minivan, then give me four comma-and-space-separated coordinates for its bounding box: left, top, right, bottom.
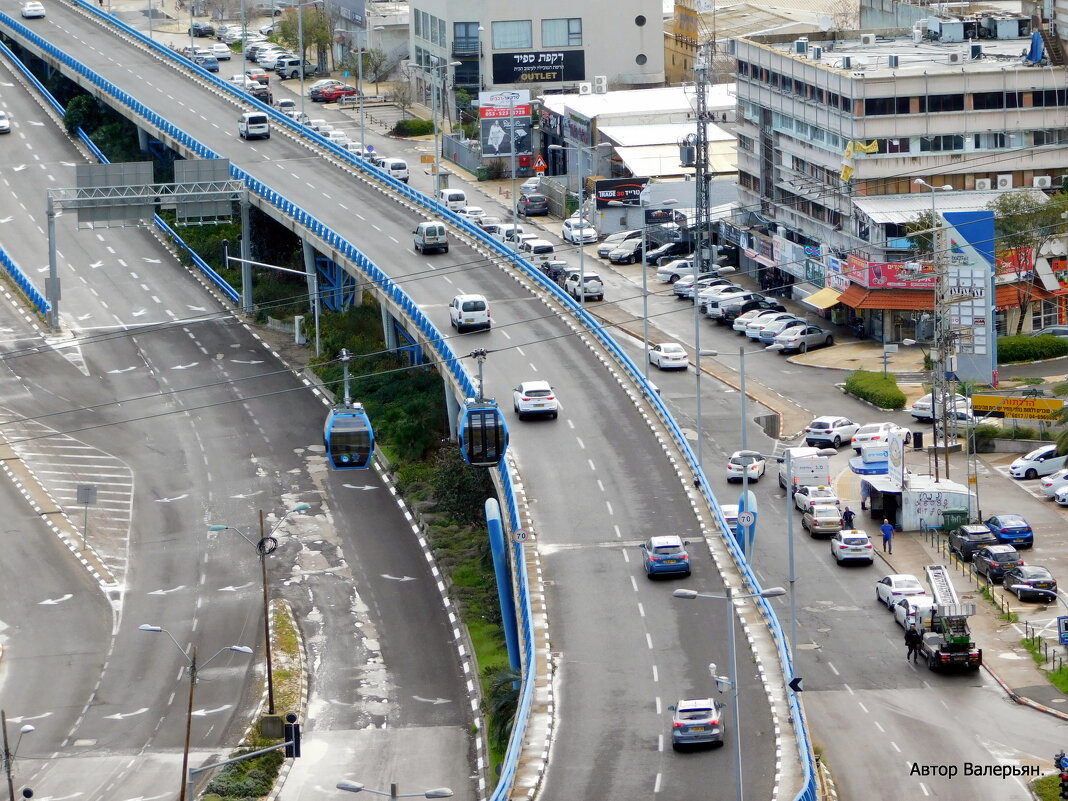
439, 188, 467, 210
380, 157, 410, 183
238, 112, 270, 140
520, 238, 556, 262
413, 221, 449, 254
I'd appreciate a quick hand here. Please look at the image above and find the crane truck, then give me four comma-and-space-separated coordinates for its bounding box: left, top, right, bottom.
917, 564, 982, 671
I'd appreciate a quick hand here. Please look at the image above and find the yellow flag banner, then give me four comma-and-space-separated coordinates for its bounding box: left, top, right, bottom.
843, 141, 855, 159
841, 164, 855, 182
859, 140, 879, 154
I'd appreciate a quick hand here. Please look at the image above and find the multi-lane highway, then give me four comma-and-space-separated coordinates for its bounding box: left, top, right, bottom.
0, 50, 472, 800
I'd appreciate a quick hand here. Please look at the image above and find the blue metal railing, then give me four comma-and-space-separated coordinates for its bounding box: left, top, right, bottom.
0, 8, 816, 797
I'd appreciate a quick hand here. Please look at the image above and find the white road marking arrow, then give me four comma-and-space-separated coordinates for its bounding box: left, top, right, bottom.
0, 217, 13, 224
103, 707, 149, 720
229, 491, 263, 499
381, 574, 416, 582
231, 359, 264, 365
77, 313, 92, 321
39, 593, 73, 605
142, 257, 161, 263
89, 261, 103, 268
12, 165, 27, 171
28, 120, 44, 126
156, 494, 189, 502
342, 484, 378, 491
218, 582, 255, 592
192, 705, 232, 716
187, 305, 207, 311
172, 363, 198, 370
148, 586, 186, 595
131, 309, 147, 317
107, 366, 137, 374
7, 712, 52, 723
412, 696, 451, 705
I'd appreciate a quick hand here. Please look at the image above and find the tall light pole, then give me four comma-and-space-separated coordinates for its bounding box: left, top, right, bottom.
674, 586, 786, 801
295, 0, 322, 120
1, 712, 33, 801
476, 25, 485, 91
640, 194, 678, 382
548, 142, 611, 305
138, 626, 253, 801
208, 502, 310, 716
336, 779, 454, 798
430, 59, 462, 196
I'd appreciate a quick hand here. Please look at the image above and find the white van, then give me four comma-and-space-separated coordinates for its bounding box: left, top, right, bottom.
520, 238, 556, 262
380, 157, 410, 183
439, 188, 467, 210
413, 221, 449, 254
238, 112, 270, 140
777, 446, 831, 491
449, 293, 491, 332
494, 223, 525, 245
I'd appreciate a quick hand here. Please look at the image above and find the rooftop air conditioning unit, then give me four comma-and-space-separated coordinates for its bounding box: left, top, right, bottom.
996, 174, 1013, 189
888, 54, 899, 67
841, 55, 852, 69
861, 33, 876, 45
593, 75, 608, 93
578, 81, 593, 95
947, 52, 963, 63
794, 37, 809, 54
974, 178, 992, 190
1034, 175, 1052, 188
811, 45, 823, 59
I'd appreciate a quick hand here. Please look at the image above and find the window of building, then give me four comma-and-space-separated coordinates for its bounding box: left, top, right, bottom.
919, 94, 965, 112
920, 134, 964, 152
1005, 91, 1023, 108
877, 138, 909, 154
493, 20, 532, 49
739, 134, 754, 152
438, 18, 447, 47
414, 9, 423, 39
543, 18, 582, 47
973, 132, 1007, 149
972, 91, 1004, 110
1034, 299, 1059, 330
454, 21, 480, 53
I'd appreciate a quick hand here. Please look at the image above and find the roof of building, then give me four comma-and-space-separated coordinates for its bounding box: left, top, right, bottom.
540, 84, 736, 120
615, 141, 737, 178
681, 0, 831, 39
598, 121, 734, 147
839, 282, 1053, 310
851, 190, 1038, 225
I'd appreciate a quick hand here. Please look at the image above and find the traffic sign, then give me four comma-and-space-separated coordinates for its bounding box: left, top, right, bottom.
366, 144, 374, 152
533, 154, 546, 173
737, 511, 755, 527
513, 528, 528, 544
420, 154, 435, 163
788, 676, 803, 693
1059, 616, 1068, 645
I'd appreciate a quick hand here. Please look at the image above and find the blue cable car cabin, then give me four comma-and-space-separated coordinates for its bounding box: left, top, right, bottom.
324, 404, 374, 469
459, 402, 508, 468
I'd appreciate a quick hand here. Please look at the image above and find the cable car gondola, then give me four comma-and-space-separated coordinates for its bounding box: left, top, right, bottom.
324, 403, 374, 469
324, 348, 374, 470
459, 399, 508, 468
457, 348, 509, 468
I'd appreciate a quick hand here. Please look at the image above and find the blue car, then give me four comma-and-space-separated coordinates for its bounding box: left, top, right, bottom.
671, 698, 724, 750
639, 535, 691, 577
984, 514, 1034, 548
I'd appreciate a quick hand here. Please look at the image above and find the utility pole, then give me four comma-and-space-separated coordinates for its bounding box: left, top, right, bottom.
691, 41, 713, 477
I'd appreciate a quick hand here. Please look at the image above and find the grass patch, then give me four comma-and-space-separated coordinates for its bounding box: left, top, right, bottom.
1020, 638, 1068, 693
978, 584, 1018, 622
1033, 772, 1059, 801
1009, 376, 1046, 385
843, 370, 906, 409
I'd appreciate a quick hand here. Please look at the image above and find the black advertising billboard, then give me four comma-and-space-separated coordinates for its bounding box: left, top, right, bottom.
480, 117, 533, 158
595, 178, 649, 209
492, 50, 585, 84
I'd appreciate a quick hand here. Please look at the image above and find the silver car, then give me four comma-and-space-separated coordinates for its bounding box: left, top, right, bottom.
671, 698, 724, 750
772, 324, 834, 353
597, 230, 639, 258
744, 312, 798, 340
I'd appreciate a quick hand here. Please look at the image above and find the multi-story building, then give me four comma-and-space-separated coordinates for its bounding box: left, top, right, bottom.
732, 22, 1068, 339
409, 0, 664, 116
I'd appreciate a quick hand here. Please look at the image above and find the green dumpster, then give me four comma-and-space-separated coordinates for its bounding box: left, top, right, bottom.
941, 507, 969, 532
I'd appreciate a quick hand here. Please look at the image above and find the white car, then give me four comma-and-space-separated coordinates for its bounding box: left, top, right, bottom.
697, 285, 746, 314
804, 416, 859, 448
793, 484, 840, 512
892, 596, 937, 629
1042, 469, 1068, 498
648, 343, 688, 370
512, 380, 559, 420
20, 1, 45, 17
0, 111, 10, 134
851, 422, 911, 453
561, 218, 598, 244
727, 451, 765, 483
212, 43, 233, 60
1054, 486, 1068, 507
657, 258, 695, 283
597, 230, 639, 258
744, 312, 797, 340
674, 276, 733, 301
457, 206, 487, 224
448, 293, 491, 332
721, 504, 739, 529
1009, 444, 1067, 480
563, 271, 604, 301
830, 530, 874, 565
520, 176, 542, 196
875, 574, 927, 609
908, 392, 971, 420
733, 309, 782, 333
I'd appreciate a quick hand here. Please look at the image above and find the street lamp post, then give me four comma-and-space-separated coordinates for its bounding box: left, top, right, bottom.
640, 194, 678, 382
548, 142, 611, 306
430, 59, 462, 197
476, 25, 484, 91
138, 626, 253, 801
336, 779, 454, 798
208, 502, 310, 716
1, 712, 33, 801
673, 586, 786, 801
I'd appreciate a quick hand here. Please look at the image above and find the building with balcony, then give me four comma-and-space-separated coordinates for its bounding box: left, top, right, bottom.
731, 23, 1068, 339
409, 0, 665, 118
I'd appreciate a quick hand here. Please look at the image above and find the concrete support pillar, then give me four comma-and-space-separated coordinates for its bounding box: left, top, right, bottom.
137, 127, 150, 152
444, 386, 460, 442
301, 239, 320, 357
380, 304, 399, 351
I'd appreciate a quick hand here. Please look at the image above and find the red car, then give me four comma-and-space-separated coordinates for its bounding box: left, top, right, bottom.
319, 85, 359, 102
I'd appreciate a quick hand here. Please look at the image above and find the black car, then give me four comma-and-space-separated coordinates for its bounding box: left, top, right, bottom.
517, 193, 549, 217
722, 297, 785, 322
645, 240, 691, 265
972, 545, 1023, 583
1003, 565, 1057, 601
540, 260, 570, 284
189, 21, 215, 37
948, 524, 998, 562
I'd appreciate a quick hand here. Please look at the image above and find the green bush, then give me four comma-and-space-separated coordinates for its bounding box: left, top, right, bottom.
997, 334, 1068, 363
390, 118, 435, 137
843, 370, 907, 410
